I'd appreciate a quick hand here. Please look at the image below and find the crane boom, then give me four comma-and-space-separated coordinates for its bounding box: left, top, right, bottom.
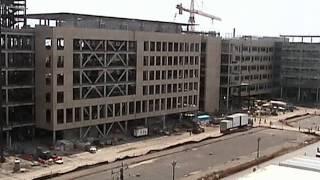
176, 1, 221, 31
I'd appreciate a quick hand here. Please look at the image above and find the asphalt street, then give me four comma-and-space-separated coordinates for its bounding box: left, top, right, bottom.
54, 128, 314, 180
225, 136, 320, 179
289, 115, 320, 130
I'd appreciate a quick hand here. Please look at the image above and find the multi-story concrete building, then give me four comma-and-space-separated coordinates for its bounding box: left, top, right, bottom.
24, 13, 211, 142
279, 35, 320, 103
0, 0, 34, 147
220, 36, 282, 111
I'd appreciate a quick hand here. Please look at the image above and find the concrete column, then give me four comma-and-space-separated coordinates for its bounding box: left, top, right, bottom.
317, 88, 319, 102
79, 127, 82, 139
179, 113, 183, 122
6, 131, 11, 149
162, 115, 166, 129
280, 87, 283, 99
297, 88, 301, 102
226, 87, 230, 112
52, 131, 56, 145
125, 121, 128, 133
144, 118, 148, 127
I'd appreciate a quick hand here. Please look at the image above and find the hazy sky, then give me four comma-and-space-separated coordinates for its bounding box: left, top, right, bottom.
27, 0, 319, 37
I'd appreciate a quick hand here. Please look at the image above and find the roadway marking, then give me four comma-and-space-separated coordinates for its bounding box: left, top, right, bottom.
129, 159, 158, 168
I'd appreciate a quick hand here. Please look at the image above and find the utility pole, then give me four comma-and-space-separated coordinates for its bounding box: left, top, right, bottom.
111, 162, 128, 180
171, 160, 177, 180
257, 137, 261, 159
0, 0, 5, 163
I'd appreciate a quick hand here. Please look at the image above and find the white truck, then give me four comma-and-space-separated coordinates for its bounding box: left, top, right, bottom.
133, 126, 148, 137
220, 113, 249, 133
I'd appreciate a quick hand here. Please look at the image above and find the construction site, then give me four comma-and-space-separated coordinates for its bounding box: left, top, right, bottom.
279, 35, 320, 103
1, 0, 320, 179
0, 0, 34, 150
0, 0, 223, 149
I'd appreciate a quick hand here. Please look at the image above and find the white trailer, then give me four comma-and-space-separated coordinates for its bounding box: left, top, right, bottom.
220, 113, 249, 133
220, 120, 233, 132
133, 127, 148, 137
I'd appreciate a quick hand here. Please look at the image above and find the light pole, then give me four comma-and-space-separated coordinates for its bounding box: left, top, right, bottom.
257, 137, 261, 159
171, 160, 177, 180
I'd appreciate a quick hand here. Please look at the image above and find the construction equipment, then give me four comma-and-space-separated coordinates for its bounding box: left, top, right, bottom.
176, 0, 221, 31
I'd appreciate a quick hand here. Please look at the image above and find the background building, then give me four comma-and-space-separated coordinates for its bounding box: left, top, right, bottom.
219, 36, 282, 112
0, 0, 34, 147
279, 35, 320, 103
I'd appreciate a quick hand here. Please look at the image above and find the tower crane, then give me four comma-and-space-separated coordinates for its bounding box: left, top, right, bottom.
176, 0, 221, 31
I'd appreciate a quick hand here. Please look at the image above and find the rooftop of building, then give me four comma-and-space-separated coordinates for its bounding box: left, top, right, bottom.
26, 12, 191, 26
26, 12, 194, 33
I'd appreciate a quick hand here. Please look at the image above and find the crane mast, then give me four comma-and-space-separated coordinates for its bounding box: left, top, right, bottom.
176, 0, 221, 31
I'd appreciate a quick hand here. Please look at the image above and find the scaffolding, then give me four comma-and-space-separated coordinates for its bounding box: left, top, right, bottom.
0, 0, 26, 29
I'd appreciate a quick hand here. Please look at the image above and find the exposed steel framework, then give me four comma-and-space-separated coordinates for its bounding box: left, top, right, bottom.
0, 0, 26, 29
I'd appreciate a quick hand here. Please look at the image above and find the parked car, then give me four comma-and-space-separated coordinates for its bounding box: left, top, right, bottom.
192, 127, 205, 134
86, 146, 97, 153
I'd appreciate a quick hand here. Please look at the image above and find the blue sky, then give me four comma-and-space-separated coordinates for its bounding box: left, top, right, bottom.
27, 0, 319, 37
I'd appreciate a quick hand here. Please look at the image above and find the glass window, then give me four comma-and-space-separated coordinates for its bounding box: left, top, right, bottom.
162, 56, 167, 66
57, 109, 64, 124
57, 73, 64, 86
57, 38, 64, 50
162, 42, 167, 51
150, 41, 155, 51
45, 38, 52, 49
122, 103, 127, 116
66, 108, 73, 123
143, 56, 148, 66
57, 56, 64, 68
156, 70, 161, 80
150, 56, 155, 66
136, 101, 141, 114
46, 109, 51, 123
75, 107, 81, 122
129, 101, 134, 114
143, 71, 148, 81
156, 42, 161, 51
149, 85, 154, 95
149, 71, 154, 80
156, 56, 161, 66
115, 103, 120, 116
57, 91, 64, 103
149, 100, 154, 112
144, 41, 149, 51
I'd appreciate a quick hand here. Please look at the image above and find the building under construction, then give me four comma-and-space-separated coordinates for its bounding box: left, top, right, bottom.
0, 0, 223, 145
219, 36, 283, 111
280, 35, 320, 103
27, 12, 222, 143
0, 0, 34, 147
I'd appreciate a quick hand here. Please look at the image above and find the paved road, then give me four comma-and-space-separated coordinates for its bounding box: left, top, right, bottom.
54, 128, 314, 180
288, 115, 320, 130
225, 137, 320, 179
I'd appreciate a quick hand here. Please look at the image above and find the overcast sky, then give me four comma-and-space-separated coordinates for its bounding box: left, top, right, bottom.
27, 0, 319, 37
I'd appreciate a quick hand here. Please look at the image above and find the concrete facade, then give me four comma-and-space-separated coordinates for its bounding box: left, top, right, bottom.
34, 24, 202, 140
199, 36, 221, 114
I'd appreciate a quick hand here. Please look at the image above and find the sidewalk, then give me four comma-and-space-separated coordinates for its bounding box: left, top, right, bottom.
2, 128, 222, 180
